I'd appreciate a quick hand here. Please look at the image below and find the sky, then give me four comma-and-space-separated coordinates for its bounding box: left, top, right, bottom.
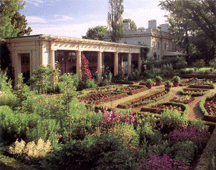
20, 0, 169, 38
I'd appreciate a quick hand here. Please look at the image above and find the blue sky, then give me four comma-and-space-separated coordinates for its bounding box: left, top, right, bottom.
20, 0, 169, 38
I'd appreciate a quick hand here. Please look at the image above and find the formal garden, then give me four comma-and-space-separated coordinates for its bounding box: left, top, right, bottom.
1, 55, 216, 170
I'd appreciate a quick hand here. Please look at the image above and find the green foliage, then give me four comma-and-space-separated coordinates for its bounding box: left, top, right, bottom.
155, 76, 162, 81
192, 59, 205, 70
29, 65, 53, 94
0, 70, 12, 92
123, 19, 137, 30
83, 26, 107, 40
209, 58, 216, 69
165, 80, 171, 85
161, 109, 188, 133
26, 119, 60, 142
169, 141, 197, 165
161, 63, 174, 75
0, 92, 19, 109
146, 79, 153, 85
172, 75, 180, 82
128, 68, 140, 81
0, 0, 32, 39
0, 105, 42, 143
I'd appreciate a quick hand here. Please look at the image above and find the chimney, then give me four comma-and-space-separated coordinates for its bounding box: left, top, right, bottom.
148, 20, 157, 29
123, 22, 131, 31
160, 24, 169, 32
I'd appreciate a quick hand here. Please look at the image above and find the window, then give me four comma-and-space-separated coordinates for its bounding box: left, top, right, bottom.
124, 41, 127, 44
68, 52, 76, 63
138, 41, 141, 45
164, 43, 167, 50
21, 53, 30, 65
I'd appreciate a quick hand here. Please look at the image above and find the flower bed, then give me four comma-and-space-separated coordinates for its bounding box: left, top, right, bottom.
140, 102, 189, 115
200, 93, 216, 122
119, 85, 148, 95
78, 92, 128, 104
180, 78, 198, 86
117, 89, 170, 109
170, 95, 195, 104
115, 80, 134, 84
189, 84, 215, 89
180, 88, 210, 96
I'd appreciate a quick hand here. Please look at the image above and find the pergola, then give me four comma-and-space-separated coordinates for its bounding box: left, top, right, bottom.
6, 34, 142, 84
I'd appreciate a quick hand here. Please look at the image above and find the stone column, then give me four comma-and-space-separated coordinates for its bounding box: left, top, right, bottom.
120, 54, 123, 72
76, 50, 82, 80
127, 53, 132, 75
138, 53, 142, 72
97, 51, 102, 81
114, 52, 118, 76
50, 50, 55, 70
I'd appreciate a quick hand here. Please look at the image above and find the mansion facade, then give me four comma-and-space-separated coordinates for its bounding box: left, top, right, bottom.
104, 19, 185, 60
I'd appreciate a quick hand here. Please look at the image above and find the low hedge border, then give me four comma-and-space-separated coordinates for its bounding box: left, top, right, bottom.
199, 93, 216, 122
128, 85, 148, 95
117, 89, 168, 109
141, 102, 189, 115
180, 88, 210, 96
94, 92, 128, 105
195, 127, 216, 170
189, 84, 215, 89
78, 91, 127, 104
115, 80, 134, 84
133, 89, 171, 107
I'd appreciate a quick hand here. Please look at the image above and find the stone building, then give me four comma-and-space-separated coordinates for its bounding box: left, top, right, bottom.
104, 19, 185, 60
5, 34, 142, 84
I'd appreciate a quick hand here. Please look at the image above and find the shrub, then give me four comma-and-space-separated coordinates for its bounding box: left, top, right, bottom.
81, 54, 92, 80
155, 76, 162, 81
161, 63, 174, 75
26, 119, 61, 142
0, 92, 19, 109
9, 138, 52, 161
137, 154, 189, 170
172, 76, 180, 82
165, 80, 171, 85
146, 79, 153, 85
161, 109, 188, 133
0, 106, 42, 143
168, 141, 197, 165
192, 59, 205, 70
169, 125, 211, 148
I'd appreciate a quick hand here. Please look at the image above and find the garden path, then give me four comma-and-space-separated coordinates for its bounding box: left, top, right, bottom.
106, 84, 216, 120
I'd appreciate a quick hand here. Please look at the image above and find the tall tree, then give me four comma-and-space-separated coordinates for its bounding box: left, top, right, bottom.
82, 26, 107, 40
160, 0, 216, 64
160, 0, 216, 46
108, 0, 125, 42
0, 0, 32, 39
123, 19, 137, 30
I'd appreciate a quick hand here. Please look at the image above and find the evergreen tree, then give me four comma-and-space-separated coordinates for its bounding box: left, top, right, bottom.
0, 0, 32, 39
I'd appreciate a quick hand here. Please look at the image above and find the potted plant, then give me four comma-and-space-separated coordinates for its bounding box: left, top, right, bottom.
146, 79, 153, 89
155, 76, 162, 86
172, 76, 181, 87
165, 80, 172, 89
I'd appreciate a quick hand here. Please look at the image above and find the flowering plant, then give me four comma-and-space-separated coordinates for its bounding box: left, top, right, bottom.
81, 54, 92, 80
101, 109, 136, 127
169, 125, 211, 148
137, 154, 189, 170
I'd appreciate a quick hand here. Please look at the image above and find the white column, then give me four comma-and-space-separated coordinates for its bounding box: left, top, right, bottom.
127, 53, 132, 75
76, 51, 82, 80
114, 52, 118, 76
138, 53, 142, 72
97, 52, 102, 81
13, 53, 21, 86
50, 50, 55, 70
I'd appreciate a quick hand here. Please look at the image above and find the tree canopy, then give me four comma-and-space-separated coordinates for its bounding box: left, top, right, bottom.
0, 0, 32, 40
160, 0, 216, 64
123, 19, 137, 31
108, 0, 125, 42
82, 26, 107, 40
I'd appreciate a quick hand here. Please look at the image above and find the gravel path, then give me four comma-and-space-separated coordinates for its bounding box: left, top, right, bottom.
105, 84, 216, 120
